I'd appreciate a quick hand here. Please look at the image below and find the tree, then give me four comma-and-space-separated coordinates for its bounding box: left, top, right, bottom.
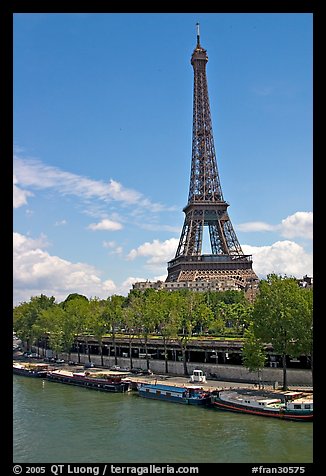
38, 306, 67, 358
195, 301, 214, 335
88, 298, 107, 366
63, 297, 89, 363
140, 290, 160, 370
122, 294, 143, 369
252, 274, 313, 390
13, 294, 56, 351
207, 314, 225, 336
205, 289, 246, 307
171, 291, 203, 376
242, 323, 267, 388
224, 302, 253, 335
291, 287, 313, 383
14, 301, 37, 351
156, 291, 180, 374
63, 293, 88, 304
103, 295, 126, 365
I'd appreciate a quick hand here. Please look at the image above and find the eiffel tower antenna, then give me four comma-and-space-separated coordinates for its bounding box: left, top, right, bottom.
196, 22, 200, 46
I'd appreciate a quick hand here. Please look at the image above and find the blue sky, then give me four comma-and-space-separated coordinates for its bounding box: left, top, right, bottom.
13, 13, 313, 305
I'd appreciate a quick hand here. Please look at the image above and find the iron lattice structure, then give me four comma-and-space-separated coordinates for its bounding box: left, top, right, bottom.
166, 26, 258, 291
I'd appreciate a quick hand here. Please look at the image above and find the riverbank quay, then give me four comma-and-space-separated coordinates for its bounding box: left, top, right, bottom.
12, 353, 245, 391
13, 351, 312, 393
24, 345, 313, 387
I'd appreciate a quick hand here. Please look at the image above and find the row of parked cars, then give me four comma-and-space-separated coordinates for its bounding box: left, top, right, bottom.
110, 365, 153, 375
22, 352, 66, 365
43, 356, 65, 364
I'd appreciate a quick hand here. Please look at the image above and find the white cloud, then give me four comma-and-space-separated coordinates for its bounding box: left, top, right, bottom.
13, 175, 33, 208
238, 211, 313, 240
13, 155, 173, 212
122, 276, 146, 288
237, 221, 276, 233
106, 276, 146, 297
103, 241, 116, 248
107, 179, 141, 204
242, 240, 313, 279
88, 219, 123, 231
13, 232, 49, 251
139, 223, 181, 233
102, 241, 123, 255
54, 219, 67, 226
13, 232, 117, 305
127, 238, 178, 268
280, 212, 313, 239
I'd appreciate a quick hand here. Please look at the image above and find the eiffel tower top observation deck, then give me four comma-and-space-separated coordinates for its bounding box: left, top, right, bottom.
165, 24, 259, 292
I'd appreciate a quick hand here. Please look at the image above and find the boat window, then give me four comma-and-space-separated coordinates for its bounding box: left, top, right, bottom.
294, 404, 302, 409
146, 389, 149, 393
166, 392, 171, 397
304, 404, 311, 409
156, 391, 161, 395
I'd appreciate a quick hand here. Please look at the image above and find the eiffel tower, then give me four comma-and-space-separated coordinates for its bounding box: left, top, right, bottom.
165, 24, 259, 294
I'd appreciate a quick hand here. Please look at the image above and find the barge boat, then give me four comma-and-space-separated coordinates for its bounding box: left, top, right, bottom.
211, 389, 313, 421
13, 361, 48, 378
47, 369, 131, 392
137, 383, 211, 405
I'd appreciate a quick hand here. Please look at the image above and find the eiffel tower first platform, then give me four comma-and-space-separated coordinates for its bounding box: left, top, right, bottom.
133, 25, 259, 299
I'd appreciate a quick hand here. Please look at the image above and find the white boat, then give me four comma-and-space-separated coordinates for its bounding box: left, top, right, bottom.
211, 388, 313, 421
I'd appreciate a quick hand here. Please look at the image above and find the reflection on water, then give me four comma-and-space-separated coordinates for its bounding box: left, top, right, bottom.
13, 376, 313, 463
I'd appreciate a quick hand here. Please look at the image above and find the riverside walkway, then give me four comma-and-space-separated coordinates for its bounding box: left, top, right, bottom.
13, 350, 312, 393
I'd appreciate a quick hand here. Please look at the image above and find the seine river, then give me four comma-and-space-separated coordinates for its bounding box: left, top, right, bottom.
13, 375, 313, 464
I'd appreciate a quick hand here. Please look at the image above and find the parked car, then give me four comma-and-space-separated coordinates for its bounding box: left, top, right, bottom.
23, 351, 40, 358
130, 367, 144, 374
44, 357, 56, 363
110, 365, 121, 371
84, 362, 95, 369
55, 359, 65, 364
143, 369, 153, 375
68, 360, 77, 366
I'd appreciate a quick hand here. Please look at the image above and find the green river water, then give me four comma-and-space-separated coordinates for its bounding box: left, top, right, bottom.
13, 375, 313, 464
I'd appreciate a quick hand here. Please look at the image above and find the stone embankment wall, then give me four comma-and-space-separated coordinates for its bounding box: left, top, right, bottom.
39, 348, 312, 386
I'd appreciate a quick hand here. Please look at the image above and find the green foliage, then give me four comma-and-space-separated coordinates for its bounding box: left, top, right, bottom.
205, 289, 246, 306
252, 273, 313, 389
242, 323, 266, 372
252, 274, 312, 357
13, 294, 56, 347
63, 293, 88, 304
